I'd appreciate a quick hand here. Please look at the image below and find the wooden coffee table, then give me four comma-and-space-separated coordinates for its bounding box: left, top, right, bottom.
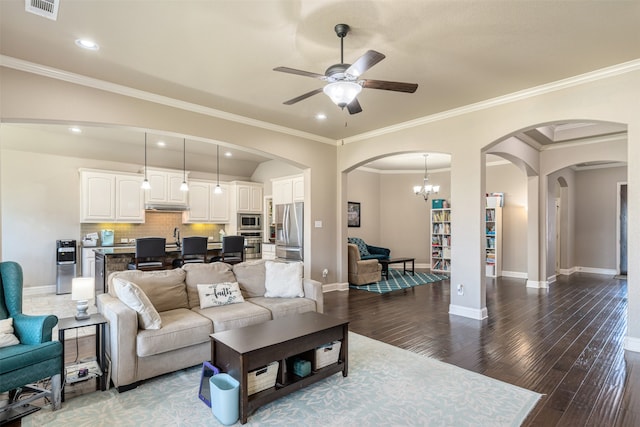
379, 257, 415, 280
210, 312, 349, 424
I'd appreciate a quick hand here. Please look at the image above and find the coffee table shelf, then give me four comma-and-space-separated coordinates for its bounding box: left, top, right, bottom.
211, 312, 349, 424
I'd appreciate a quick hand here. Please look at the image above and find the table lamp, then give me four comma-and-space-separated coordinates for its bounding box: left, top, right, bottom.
71, 277, 95, 320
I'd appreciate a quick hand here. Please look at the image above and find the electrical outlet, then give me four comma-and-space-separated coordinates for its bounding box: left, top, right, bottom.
457, 284, 464, 295
322, 268, 328, 278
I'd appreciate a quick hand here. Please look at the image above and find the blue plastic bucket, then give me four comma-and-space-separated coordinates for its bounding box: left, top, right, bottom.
210, 373, 240, 425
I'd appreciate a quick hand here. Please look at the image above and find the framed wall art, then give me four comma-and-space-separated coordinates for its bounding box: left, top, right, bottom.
347, 201, 361, 227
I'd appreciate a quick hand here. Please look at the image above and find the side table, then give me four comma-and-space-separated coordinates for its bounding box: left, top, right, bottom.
57, 313, 108, 401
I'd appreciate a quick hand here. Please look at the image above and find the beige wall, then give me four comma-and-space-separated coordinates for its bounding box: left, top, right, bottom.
346, 170, 381, 245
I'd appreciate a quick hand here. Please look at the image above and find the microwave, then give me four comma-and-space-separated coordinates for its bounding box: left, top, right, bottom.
238, 214, 261, 230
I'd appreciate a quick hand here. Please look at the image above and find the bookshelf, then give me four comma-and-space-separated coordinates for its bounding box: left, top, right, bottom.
431, 207, 451, 273
485, 206, 502, 277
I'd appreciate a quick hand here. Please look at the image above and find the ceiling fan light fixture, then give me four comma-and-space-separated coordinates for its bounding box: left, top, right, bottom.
323, 81, 362, 108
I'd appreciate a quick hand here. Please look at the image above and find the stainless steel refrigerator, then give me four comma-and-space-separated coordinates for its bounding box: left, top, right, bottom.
275, 202, 303, 261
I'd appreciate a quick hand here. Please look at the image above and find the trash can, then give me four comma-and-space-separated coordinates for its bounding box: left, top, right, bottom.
210, 373, 239, 425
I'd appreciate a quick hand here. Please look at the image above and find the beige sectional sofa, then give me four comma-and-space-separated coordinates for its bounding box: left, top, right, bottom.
96, 260, 323, 391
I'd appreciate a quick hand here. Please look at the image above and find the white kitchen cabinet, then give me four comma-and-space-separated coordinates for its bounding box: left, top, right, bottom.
182, 180, 230, 223
233, 182, 263, 213
80, 169, 144, 223
272, 175, 303, 205
82, 247, 96, 278
145, 169, 188, 205
262, 243, 276, 260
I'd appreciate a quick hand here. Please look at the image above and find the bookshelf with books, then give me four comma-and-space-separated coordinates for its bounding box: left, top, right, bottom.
485, 206, 502, 277
431, 206, 452, 273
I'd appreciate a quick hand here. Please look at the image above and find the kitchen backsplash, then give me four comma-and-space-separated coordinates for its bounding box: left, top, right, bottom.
80, 212, 225, 244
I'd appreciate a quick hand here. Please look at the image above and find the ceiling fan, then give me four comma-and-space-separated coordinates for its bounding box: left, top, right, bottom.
274, 24, 418, 114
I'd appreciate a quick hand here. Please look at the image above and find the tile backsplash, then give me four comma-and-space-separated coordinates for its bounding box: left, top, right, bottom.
80, 212, 225, 244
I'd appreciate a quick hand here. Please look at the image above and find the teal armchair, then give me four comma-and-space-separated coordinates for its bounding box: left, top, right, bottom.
0, 261, 62, 415
347, 237, 391, 261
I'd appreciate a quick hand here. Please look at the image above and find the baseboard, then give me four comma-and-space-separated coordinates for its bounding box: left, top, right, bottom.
526, 280, 549, 289
23, 285, 56, 296
323, 282, 349, 292
575, 266, 617, 275
558, 266, 578, 275
547, 275, 557, 284
624, 336, 640, 353
448, 304, 488, 320
501, 270, 527, 279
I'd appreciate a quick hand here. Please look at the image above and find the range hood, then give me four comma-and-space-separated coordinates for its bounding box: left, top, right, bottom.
144, 203, 190, 212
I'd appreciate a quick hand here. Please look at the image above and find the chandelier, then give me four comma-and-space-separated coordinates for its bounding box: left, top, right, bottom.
413, 154, 440, 201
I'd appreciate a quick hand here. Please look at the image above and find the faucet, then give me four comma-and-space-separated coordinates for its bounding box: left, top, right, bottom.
173, 227, 181, 248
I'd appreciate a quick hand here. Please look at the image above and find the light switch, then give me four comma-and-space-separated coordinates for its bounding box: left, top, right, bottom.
314, 221, 323, 228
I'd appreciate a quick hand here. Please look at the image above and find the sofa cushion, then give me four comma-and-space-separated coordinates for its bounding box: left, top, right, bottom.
182, 263, 237, 309
194, 302, 271, 333
136, 308, 212, 357
197, 282, 245, 308
109, 269, 188, 312
232, 260, 267, 298
113, 278, 162, 330
248, 296, 315, 319
264, 261, 304, 298
348, 237, 371, 258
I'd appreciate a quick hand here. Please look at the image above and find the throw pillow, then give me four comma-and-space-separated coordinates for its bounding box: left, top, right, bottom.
264, 261, 304, 298
197, 282, 245, 309
113, 278, 162, 330
182, 263, 237, 309
0, 317, 20, 348
348, 237, 370, 258
232, 260, 267, 298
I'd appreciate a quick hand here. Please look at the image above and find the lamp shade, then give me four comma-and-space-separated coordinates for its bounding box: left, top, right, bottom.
323, 81, 362, 108
72, 277, 95, 301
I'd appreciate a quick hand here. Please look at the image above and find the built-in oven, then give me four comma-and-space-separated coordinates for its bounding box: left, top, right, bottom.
238, 213, 261, 230
239, 231, 262, 259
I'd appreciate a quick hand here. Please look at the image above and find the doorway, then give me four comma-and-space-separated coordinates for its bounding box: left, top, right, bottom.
617, 183, 627, 276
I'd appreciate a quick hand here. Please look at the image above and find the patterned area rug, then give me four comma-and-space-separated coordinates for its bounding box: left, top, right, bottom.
350, 268, 449, 294
23, 332, 540, 427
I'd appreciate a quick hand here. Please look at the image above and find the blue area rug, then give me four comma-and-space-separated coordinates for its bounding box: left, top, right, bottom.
350, 268, 448, 294
23, 332, 541, 426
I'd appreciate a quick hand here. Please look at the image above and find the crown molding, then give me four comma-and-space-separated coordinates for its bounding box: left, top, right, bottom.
342, 59, 640, 145
0, 55, 335, 146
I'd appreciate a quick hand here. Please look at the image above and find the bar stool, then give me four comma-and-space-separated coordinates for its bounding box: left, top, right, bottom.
210, 235, 245, 265
172, 236, 208, 268
128, 237, 168, 271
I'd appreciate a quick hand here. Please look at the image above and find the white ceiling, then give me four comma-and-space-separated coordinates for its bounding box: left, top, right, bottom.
1, 1, 637, 172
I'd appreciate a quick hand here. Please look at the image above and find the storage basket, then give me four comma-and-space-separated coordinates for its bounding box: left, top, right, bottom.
314, 341, 341, 369
432, 199, 445, 209
247, 361, 278, 395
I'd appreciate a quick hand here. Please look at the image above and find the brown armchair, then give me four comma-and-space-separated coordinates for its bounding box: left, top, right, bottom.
347, 243, 382, 285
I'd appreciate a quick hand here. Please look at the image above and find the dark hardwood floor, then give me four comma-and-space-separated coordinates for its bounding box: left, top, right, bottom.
324, 272, 639, 426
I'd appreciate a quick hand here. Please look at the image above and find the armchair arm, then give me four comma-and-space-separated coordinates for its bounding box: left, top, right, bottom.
355, 259, 381, 274
367, 245, 390, 258
97, 293, 139, 388
303, 278, 324, 314
12, 313, 58, 344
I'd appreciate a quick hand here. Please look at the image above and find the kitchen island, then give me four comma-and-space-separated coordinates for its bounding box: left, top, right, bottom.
93, 242, 222, 293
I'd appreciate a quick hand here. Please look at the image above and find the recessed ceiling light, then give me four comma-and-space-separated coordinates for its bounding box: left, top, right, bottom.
75, 39, 99, 51
157, 141, 166, 147
225, 152, 232, 157
316, 113, 327, 120
69, 127, 82, 134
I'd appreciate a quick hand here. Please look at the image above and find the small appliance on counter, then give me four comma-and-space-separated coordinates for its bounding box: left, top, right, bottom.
100, 229, 114, 246
82, 232, 99, 247
56, 239, 77, 294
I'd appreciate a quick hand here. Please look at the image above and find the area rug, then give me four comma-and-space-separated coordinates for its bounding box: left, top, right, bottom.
350, 268, 449, 294
23, 332, 540, 427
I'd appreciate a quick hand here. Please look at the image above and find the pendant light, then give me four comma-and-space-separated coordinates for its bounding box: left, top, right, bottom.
214, 144, 223, 194
180, 138, 189, 192
141, 133, 151, 190
413, 154, 439, 201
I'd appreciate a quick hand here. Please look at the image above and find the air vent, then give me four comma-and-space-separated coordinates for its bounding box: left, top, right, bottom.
25, 0, 59, 21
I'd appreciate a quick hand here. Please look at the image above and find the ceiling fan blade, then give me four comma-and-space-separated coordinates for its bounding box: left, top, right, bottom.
347, 98, 363, 115
283, 88, 324, 105
362, 79, 418, 93
274, 66, 326, 80
345, 50, 386, 78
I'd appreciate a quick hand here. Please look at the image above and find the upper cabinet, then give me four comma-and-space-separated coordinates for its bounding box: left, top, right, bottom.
80, 169, 144, 223
232, 181, 263, 213
182, 180, 230, 224
145, 168, 188, 206
272, 174, 304, 205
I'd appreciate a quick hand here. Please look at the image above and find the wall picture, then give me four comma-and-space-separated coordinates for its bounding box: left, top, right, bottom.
347, 201, 361, 227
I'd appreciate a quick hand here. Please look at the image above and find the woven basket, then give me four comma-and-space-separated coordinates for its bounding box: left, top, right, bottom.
314, 341, 341, 369
247, 361, 278, 395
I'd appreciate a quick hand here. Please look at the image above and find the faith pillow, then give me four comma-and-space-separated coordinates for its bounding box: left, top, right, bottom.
264, 261, 304, 298
197, 282, 245, 309
113, 277, 162, 330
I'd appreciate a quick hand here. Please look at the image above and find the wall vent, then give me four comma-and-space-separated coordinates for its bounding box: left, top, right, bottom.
25, 0, 59, 21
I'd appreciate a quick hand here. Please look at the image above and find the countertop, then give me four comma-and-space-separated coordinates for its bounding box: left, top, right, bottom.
93, 242, 222, 255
